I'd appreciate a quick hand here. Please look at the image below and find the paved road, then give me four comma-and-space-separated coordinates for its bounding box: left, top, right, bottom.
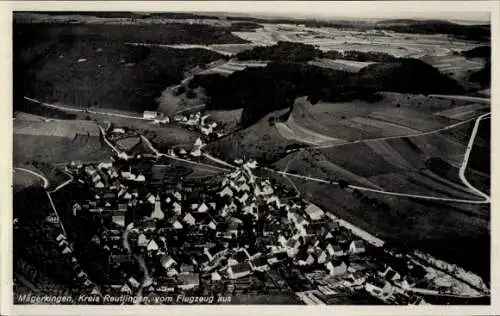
429, 94, 491, 104
458, 113, 491, 202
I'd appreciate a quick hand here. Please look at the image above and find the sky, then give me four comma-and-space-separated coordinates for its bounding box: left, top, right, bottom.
143, 1, 491, 23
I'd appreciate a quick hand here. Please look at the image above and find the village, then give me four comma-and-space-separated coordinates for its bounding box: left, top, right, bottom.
54, 118, 439, 305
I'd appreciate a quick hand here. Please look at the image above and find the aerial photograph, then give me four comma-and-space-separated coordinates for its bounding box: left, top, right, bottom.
11, 4, 491, 306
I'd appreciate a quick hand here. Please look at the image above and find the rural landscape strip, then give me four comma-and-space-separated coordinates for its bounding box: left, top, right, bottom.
458, 113, 491, 202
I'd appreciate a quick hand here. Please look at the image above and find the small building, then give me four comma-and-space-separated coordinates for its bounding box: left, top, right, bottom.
349, 240, 366, 254
143, 111, 158, 120
178, 273, 200, 290
227, 263, 252, 279
160, 255, 177, 270
326, 244, 344, 257
304, 204, 325, 221
365, 278, 393, 298
326, 260, 347, 277
249, 257, 270, 272
211, 271, 222, 281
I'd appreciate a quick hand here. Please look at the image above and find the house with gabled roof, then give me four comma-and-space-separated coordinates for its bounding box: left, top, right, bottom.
326, 260, 348, 277
349, 240, 366, 254
147, 239, 159, 252
227, 262, 252, 279
160, 255, 177, 270
120, 283, 133, 294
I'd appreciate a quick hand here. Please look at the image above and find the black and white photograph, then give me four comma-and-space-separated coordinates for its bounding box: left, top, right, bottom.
4, 0, 497, 312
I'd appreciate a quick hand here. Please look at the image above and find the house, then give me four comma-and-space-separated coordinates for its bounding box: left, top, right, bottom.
61, 247, 72, 254
177, 272, 200, 290
198, 202, 209, 213
243, 247, 262, 260
304, 204, 325, 221
174, 191, 182, 201
128, 277, 141, 288
297, 252, 315, 266
326, 261, 348, 276
205, 244, 226, 261
190, 148, 202, 157
180, 264, 195, 273
249, 257, 269, 272
143, 111, 158, 120
120, 284, 133, 294
365, 278, 393, 298
137, 233, 149, 247
409, 295, 427, 305
326, 244, 344, 257
268, 252, 288, 265
349, 240, 366, 254
381, 266, 401, 282
219, 186, 233, 198
183, 213, 196, 226
112, 215, 125, 227
172, 220, 183, 230
147, 240, 159, 252
172, 202, 182, 215
95, 181, 105, 189
316, 251, 328, 264
160, 255, 177, 270
227, 263, 252, 279
211, 271, 222, 281
347, 271, 367, 286
56, 234, 66, 242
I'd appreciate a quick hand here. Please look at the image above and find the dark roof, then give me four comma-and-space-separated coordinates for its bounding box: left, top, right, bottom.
384, 269, 398, 281
250, 257, 268, 268
207, 244, 225, 256
234, 250, 248, 262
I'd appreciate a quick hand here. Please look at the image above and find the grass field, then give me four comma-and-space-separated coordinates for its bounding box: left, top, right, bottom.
14, 134, 112, 164
115, 136, 141, 151
284, 94, 466, 143
14, 118, 101, 138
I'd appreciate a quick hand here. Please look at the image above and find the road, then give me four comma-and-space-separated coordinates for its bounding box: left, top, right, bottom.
458, 113, 491, 202
123, 223, 152, 305
429, 94, 491, 104
24, 96, 148, 121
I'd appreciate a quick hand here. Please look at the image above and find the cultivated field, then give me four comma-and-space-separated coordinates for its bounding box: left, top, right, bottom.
14, 119, 101, 138
232, 24, 482, 58
198, 59, 269, 76
278, 94, 487, 145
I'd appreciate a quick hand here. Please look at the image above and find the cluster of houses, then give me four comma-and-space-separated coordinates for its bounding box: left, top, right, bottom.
64, 154, 428, 304
173, 112, 223, 138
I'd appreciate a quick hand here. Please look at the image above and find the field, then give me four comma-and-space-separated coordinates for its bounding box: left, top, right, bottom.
232, 23, 482, 58
205, 110, 300, 164
420, 54, 486, 90
13, 168, 44, 192
115, 136, 141, 151
197, 59, 269, 76
14, 119, 100, 138
278, 93, 488, 145
307, 58, 374, 72
275, 120, 486, 200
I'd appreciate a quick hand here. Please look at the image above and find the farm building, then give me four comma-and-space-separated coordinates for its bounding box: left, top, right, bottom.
143, 111, 159, 120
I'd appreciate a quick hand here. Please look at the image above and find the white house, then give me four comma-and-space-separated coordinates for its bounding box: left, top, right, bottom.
304, 204, 325, 221
160, 255, 177, 270
143, 111, 158, 120
147, 240, 159, 252
349, 240, 366, 254
365, 279, 393, 298
326, 261, 348, 276
183, 213, 196, 226
227, 263, 252, 279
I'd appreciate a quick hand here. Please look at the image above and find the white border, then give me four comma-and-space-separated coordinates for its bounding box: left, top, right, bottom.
1, 1, 499, 315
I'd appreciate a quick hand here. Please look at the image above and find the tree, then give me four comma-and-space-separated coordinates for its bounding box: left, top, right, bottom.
338, 180, 348, 189
185, 89, 197, 99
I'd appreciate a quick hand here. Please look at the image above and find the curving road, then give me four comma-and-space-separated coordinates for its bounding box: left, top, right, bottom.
458, 113, 491, 202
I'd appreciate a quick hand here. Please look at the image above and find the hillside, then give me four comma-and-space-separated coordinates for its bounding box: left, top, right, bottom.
358, 59, 465, 95
14, 35, 224, 112
192, 59, 465, 127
